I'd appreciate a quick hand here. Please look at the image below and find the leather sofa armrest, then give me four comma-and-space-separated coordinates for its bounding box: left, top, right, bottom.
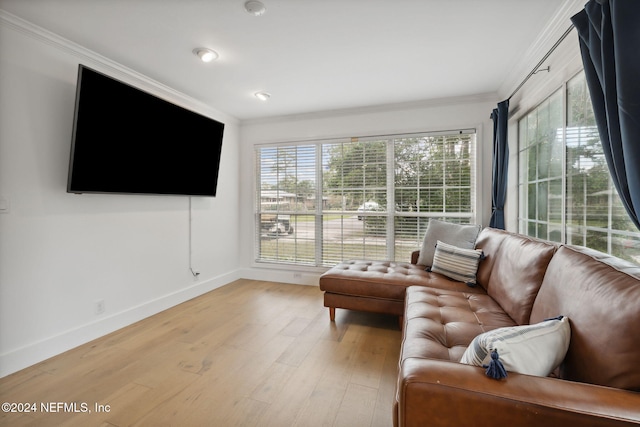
410, 250, 420, 265
397, 358, 640, 427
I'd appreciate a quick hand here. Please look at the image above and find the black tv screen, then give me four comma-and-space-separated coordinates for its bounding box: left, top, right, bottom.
67, 65, 225, 197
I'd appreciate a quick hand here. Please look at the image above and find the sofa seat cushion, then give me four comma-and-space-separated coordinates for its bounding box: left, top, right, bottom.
400, 286, 517, 362
319, 260, 486, 302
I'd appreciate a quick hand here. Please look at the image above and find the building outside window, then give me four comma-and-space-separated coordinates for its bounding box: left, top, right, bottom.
256, 131, 476, 267
518, 71, 640, 263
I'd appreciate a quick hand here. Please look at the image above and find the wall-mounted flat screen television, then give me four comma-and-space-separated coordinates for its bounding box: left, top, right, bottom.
67, 65, 225, 197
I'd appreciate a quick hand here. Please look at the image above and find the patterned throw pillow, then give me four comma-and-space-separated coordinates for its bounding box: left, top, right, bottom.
430, 240, 484, 285
460, 316, 571, 378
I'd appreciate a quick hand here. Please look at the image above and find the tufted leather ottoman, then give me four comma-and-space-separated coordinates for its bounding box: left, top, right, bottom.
319, 259, 486, 322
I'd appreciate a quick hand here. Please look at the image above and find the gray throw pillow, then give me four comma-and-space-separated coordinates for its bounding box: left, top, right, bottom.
417, 219, 481, 267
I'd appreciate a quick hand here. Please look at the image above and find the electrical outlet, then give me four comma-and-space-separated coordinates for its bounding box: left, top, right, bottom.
293, 272, 302, 280
95, 299, 105, 315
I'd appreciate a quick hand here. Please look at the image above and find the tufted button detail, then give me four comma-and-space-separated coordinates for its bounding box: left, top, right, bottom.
400, 286, 518, 362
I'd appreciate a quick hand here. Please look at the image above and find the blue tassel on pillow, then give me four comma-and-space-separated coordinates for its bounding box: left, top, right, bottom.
484, 349, 508, 379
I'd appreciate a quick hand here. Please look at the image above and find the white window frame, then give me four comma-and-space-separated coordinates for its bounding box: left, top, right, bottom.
254, 129, 477, 267
517, 71, 640, 263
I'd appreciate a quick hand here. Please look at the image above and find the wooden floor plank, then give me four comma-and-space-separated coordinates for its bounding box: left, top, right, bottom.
333, 383, 379, 427
249, 361, 296, 404
0, 279, 402, 427
372, 333, 402, 427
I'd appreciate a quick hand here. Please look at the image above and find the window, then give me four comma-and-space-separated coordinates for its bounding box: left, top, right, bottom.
518, 89, 564, 242
256, 131, 477, 266
518, 72, 640, 263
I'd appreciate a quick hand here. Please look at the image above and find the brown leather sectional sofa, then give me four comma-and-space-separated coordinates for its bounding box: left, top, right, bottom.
319, 227, 640, 426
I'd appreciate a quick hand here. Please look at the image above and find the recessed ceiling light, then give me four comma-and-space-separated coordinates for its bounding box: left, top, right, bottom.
193, 48, 218, 63
244, 0, 266, 16
255, 92, 271, 101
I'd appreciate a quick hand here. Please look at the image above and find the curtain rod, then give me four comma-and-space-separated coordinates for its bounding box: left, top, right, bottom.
507, 24, 575, 101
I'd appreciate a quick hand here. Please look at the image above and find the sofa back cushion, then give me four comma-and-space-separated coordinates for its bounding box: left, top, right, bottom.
484, 232, 557, 325
530, 245, 640, 391
475, 228, 509, 289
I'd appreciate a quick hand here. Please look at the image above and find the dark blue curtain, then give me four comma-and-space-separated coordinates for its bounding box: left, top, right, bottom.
489, 99, 509, 229
571, 0, 640, 230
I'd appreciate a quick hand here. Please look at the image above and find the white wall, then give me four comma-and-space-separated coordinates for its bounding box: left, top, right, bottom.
239, 96, 497, 284
0, 14, 241, 376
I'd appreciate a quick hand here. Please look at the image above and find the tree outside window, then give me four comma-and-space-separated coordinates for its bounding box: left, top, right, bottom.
256, 132, 476, 266
518, 71, 640, 263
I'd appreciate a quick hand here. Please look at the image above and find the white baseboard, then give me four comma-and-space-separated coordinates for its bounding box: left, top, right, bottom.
0, 270, 242, 378
238, 267, 322, 287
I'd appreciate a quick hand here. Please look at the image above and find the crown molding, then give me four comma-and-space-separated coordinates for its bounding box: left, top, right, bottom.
497, 0, 585, 101
241, 92, 498, 127
0, 9, 237, 124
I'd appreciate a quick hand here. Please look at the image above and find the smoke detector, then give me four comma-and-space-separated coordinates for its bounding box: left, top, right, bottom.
244, 1, 266, 16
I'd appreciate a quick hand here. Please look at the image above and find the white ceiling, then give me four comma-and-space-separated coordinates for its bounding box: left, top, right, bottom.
0, 0, 575, 121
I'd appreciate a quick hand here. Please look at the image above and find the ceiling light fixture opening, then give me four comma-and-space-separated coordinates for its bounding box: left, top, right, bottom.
255, 92, 271, 101
193, 48, 218, 63
244, 0, 266, 16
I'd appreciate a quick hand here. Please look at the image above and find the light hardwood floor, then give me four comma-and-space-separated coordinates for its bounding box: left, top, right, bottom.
0, 279, 402, 427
